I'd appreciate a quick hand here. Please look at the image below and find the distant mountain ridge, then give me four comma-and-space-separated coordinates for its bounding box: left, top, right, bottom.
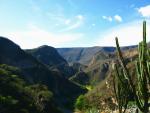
57, 45, 137, 86
57, 46, 137, 65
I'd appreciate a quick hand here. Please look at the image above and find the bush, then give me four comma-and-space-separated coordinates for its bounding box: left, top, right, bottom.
75, 95, 88, 110
86, 108, 99, 113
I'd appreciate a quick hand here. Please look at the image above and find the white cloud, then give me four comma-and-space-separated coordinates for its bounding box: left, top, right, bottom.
138, 5, 150, 18
96, 20, 150, 46
102, 15, 122, 22
102, 16, 112, 22
92, 24, 96, 26
114, 15, 122, 22
47, 12, 84, 31
77, 15, 84, 20
60, 14, 84, 31
1, 24, 83, 49
65, 19, 71, 25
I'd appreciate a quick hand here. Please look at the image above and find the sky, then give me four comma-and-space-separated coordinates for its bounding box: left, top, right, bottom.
0, 0, 150, 49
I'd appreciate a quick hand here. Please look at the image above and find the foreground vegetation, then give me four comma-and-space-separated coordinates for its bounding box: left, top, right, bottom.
114, 21, 150, 113
0, 64, 61, 113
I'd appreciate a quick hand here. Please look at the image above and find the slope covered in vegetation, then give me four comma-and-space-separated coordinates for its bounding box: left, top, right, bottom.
0, 64, 61, 113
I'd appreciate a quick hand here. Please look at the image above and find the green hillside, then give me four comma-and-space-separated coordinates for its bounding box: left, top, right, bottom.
0, 64, 61, 113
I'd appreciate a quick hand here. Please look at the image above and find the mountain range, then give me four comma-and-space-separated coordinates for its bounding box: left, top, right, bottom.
0, 36, 138, 113
57, 45, 136, 65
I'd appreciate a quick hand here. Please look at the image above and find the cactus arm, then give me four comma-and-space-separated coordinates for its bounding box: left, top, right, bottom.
115, 37, 129, 79
143, 21, 146, 46
115, 35, 146, 112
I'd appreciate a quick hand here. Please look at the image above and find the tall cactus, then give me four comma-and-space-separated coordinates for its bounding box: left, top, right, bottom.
114, 21, 150, 113
113, 65, 129, 113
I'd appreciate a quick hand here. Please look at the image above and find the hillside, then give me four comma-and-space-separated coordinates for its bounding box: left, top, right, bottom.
0, 64, 61, 113
26, 45, 75, 78
0, 36, 87, 111
74, 45, 139, 112
59, 45, 137, 86
26, 45, 67, 67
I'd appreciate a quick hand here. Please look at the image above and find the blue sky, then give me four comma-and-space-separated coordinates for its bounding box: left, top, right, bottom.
0, 0, 150, 48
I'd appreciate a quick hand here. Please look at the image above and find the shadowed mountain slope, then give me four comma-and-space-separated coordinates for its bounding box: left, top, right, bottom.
0, 36, 87, 110
26, 45, 75, 78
